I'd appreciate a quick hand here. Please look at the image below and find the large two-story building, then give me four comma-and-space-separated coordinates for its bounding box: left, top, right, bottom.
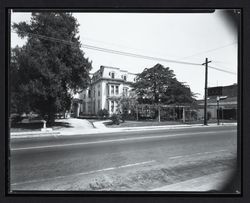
72, 66, 137, 117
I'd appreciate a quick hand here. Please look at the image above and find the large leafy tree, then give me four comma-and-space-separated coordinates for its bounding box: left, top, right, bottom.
113, 90, 138, 120
11, 12, 92, 123
132, 63, 196, 106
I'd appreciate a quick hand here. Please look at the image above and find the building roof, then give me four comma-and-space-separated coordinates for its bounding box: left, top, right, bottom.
99, 65, 137, 75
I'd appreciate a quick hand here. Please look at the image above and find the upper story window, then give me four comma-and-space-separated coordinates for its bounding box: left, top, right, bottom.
124, 75, 127, 81
98, 90, 100, 97
109, 71, 115, 79
115, 86, 119, 95
111, 85, 114, 95
88, 90, 91, 98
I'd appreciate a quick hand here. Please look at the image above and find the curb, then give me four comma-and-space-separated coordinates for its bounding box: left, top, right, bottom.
11, 131, 61, 139
105, 123, 237, 131
10, 123, 237, 139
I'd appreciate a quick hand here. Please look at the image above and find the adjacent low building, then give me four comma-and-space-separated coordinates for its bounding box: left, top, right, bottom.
72, 66, 137, 117
197, 84, 237, 120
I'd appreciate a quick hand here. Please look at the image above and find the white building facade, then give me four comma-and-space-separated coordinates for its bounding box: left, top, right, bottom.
72, 66, 137, 117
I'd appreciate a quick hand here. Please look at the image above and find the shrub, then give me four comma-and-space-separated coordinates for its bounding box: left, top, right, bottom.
110, 113, 120, 125
190, 110, 198, 120
97, 109, 109, 119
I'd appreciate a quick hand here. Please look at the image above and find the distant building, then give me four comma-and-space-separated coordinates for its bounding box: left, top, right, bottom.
72, 66, 137, 117
197, 84, 237, 120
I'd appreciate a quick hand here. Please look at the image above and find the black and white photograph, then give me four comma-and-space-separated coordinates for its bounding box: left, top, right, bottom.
9, 9, 240, 193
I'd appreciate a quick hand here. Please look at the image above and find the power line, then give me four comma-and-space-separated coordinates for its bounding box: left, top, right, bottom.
213, 60, 236, 66
12, 30, 77, 46
179, 41, 237, 60
208, 65, 237, 75
12, 29, 237, 75
11, 29, 201, 66
81, 44, 202, 66
81, 36, 178, 59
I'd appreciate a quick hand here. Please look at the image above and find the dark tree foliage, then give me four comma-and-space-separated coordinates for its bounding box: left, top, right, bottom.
132, 63, 196, 105
97, 109, 109, 119
11, 13, 92, 123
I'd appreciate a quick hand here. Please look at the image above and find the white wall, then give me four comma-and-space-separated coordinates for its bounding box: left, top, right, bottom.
77, 66, 137, 115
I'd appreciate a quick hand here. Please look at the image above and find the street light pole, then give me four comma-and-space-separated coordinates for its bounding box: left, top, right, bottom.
158, 105, 161, 122
158, 98, 161, 122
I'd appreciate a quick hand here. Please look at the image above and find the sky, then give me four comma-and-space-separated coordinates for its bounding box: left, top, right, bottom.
11, 10, 238, 99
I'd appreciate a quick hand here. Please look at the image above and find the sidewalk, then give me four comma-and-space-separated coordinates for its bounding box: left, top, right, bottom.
92, 120, 110, 129
10, 119, 237, 139
151, 170, 233, 191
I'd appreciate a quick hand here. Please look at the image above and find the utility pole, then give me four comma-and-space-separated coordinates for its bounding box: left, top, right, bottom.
202, 58, 212, 125
136, 104, 139, 121
217, 96, 220, 125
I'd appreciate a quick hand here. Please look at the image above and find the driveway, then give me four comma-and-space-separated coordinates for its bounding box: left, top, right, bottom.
54, 118, 94, 133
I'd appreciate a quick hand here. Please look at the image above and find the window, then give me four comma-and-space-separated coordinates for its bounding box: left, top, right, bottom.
111, 101, 114, 112
124, 75, 127, 81
115, 86, 119, 95
111, 85, 114, 95
123, 87, 128, 96
111, 72, 115, 79
98, 100, 100, 110
98, 90, 100, 97
88, 90, 91, 98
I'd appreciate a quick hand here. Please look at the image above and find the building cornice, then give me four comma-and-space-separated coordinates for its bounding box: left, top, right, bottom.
91, 77, 134, 86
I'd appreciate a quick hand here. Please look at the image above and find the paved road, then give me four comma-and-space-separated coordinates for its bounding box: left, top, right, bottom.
10, 125, 237, 191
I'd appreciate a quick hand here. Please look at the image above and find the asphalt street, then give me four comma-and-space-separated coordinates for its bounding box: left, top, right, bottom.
10, 125, 237, 191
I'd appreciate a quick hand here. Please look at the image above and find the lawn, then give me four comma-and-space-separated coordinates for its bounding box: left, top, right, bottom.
10, 121, 72, 132
106, 119, 237, 128
106, 120, 183, 128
